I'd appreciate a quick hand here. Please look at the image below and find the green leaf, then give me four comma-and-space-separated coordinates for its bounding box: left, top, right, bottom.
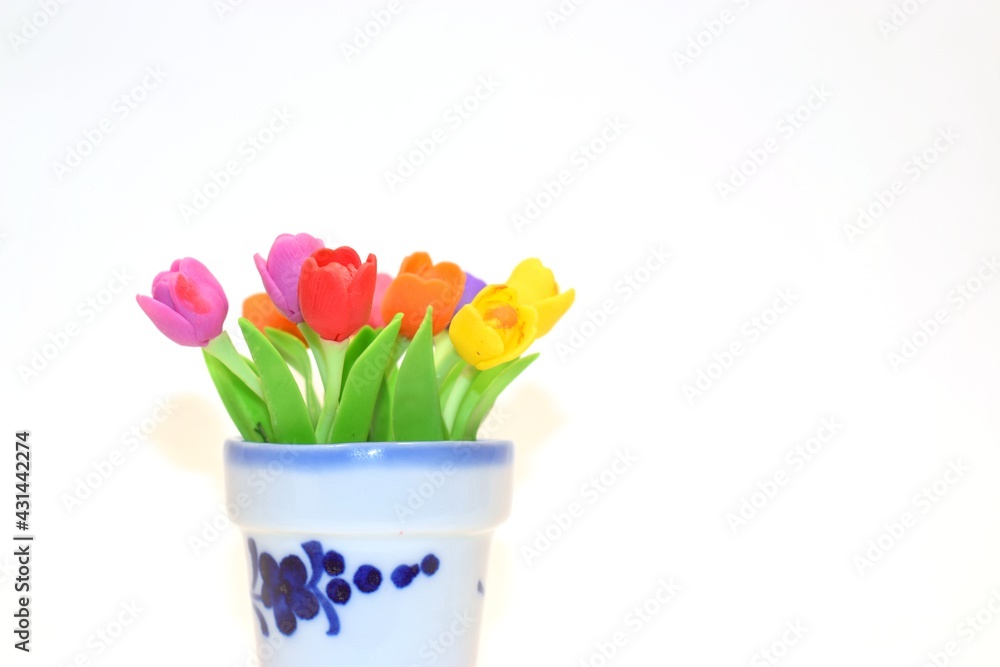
331, 314, 402, 443
343, 325, 377, 396
457, 354, 538, 440
202, 349, 273, 442
239, 318, 316, 444
392, 308, 444, 441
452, 354, 538, 440
386, 337, 409, 386
204, 331, 264, 399
370, 374, 394, 442
449, 363, 508, 438
243, 356, 260, 376
264, 327, 320, 425
264, 327, 310, 375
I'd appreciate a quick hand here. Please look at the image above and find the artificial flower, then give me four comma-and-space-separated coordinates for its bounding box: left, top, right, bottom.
367, 273, 394, 329
453, 272, 487, 315
449, 285, 538, 370
242, 293, 306, 344
381, 252, 465, 338
298, 247, 377, 341
254, 233, 324, 323
505, 258, 575, 336
136, 258, 228, 347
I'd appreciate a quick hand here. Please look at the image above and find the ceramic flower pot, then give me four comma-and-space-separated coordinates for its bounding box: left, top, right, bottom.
224, 439, 513, 667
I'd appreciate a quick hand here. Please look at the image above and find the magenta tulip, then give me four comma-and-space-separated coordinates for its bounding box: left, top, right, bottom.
136, 258, 228, 347
254, 233, 324, 323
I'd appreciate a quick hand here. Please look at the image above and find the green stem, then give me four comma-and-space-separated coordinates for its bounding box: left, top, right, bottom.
205, 332, 264, 400
305, 372, 321, 426
433, 332, 461, 384
442, 365, 475, 434
315, 339, 349, 443
298, 323, 328, 388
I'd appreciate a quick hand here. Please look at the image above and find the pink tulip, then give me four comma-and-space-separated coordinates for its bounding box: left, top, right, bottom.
136, 258, 228, 347
254, 233, 324, 323
367, 272, 394, 328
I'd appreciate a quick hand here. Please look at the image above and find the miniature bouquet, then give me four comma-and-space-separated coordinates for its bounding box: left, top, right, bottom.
136, 233, 574, 444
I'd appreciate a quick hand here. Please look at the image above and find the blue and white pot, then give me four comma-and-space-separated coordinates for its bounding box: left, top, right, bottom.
224, 439, 514, 667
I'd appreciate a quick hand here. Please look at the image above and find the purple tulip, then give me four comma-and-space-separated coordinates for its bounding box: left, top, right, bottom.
254, 233, 324, 323
453, 272, 486, 315
136, 258, 228, 347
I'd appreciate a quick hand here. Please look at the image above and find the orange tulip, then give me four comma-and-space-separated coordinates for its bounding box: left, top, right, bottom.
380, 252, 465, 338
242, 293, 306, 344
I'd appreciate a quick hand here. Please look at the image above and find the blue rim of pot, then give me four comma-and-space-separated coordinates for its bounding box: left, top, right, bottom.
225, 439, 513, 470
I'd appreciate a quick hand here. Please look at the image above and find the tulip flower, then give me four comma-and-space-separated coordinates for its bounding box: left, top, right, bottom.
136, 258, 228, 347
298, 247, 377, 342
505, 259, 575, 336
449, 285, 538, 371
453, 272, 486, 315
242, 293, 306, 344
138, 258, 263, 400
381, 252, 465, 338
254, 233, 324, 323
367, 273, 394, 329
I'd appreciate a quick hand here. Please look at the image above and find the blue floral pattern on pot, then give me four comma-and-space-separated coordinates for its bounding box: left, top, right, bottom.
248, 538, 440, 637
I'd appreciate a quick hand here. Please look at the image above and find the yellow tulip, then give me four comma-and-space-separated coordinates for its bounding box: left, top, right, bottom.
505, 258, 575, 336
449, 285, 538, 370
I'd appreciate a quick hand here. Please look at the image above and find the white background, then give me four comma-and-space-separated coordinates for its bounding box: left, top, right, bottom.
2, 0, 1000, 665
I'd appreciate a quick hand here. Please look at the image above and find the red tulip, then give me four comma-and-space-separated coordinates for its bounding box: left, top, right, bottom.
298, 247, 377, 341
